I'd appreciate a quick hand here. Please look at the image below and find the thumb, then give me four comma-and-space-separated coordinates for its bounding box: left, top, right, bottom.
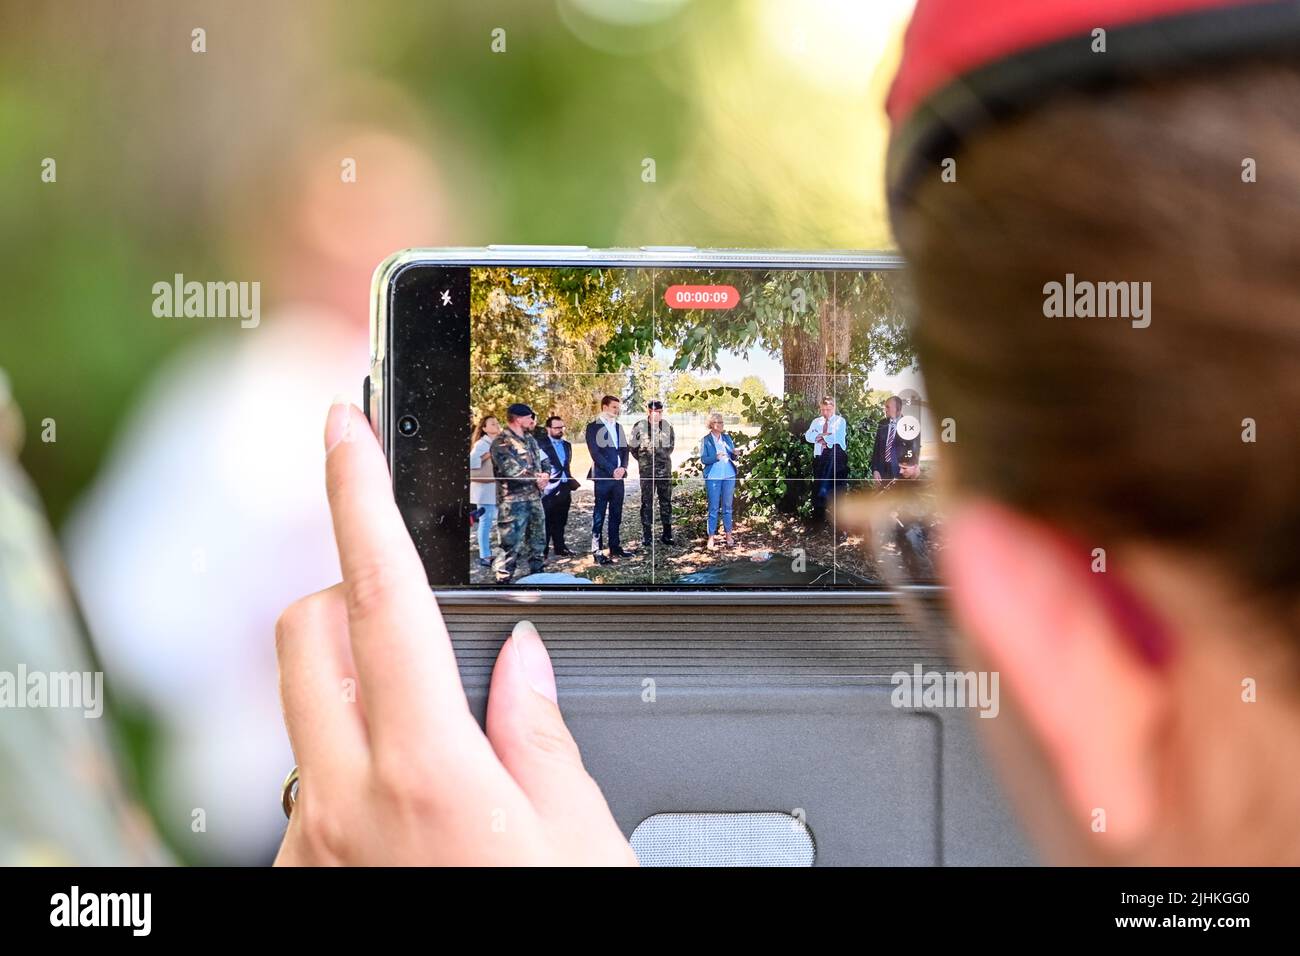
485, 620, 633, 862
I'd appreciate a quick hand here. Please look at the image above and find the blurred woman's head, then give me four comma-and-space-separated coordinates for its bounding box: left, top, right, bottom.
893, 52, 1300, 863
707, 411, 725, 434
229, 77, 454, 328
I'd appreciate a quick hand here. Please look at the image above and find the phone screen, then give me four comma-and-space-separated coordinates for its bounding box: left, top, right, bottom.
384, 259, 932, 591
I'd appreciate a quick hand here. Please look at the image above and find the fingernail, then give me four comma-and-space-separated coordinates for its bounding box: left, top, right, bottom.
325, 394, 353, 456
511, 620, 557, 704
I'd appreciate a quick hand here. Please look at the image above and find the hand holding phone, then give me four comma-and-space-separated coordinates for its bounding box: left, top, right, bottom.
273, 400, 634, 865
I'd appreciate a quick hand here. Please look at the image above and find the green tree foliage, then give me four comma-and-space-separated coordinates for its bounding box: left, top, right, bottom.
605, 267, 916, 514
625, 352, 669, 411
469, 265, 915, 463
737, 374, 769, 406
597, 268, 915, 408
665, 374, 770, 417
469, 267, 651, 432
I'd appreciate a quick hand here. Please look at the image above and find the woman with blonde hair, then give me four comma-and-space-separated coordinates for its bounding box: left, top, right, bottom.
699, 411, 737, 551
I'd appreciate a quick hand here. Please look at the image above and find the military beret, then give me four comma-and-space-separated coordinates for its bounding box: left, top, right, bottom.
886, 0, 1300, 210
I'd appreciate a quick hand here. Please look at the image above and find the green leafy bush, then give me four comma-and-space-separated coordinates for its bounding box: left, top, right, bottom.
676, 382, 890, 519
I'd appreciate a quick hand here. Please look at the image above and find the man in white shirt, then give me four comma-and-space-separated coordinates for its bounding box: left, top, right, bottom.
804, 395, 848, 524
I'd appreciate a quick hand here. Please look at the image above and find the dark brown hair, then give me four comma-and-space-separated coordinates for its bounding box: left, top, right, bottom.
470, 414, 498, 448
895, 61, 1300, 603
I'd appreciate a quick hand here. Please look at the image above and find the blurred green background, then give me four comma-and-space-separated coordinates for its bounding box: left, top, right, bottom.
1, 0, 908, 526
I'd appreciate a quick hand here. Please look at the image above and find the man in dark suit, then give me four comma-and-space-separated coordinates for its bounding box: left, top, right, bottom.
585, 394, 633, 564
870, 395, 921, 486
537, 415, 577, 557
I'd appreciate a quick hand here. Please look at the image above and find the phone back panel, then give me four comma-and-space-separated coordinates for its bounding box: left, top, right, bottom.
445, 600, 1034, 866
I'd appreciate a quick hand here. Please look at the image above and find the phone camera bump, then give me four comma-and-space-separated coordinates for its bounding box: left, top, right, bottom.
397, 414, 420, 438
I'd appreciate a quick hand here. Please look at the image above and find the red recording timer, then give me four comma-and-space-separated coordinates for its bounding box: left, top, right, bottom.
663, 284, 739, 309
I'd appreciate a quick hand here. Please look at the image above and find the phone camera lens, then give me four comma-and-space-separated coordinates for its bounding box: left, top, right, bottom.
398, 415, 420, 437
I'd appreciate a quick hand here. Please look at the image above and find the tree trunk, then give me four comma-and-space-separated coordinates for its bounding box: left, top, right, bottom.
780, 298, 834, 408
777, 300, 836, 514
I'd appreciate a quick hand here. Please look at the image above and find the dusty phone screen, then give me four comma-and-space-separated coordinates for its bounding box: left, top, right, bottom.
385, 260, 935, 591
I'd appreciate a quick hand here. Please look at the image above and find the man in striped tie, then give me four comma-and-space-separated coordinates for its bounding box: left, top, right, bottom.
870, 395, 908, 486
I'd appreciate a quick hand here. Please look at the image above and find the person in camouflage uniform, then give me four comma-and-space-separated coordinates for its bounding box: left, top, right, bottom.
489, 403, 551, 583
629, 400, 675, 546
0, 369, 165, 865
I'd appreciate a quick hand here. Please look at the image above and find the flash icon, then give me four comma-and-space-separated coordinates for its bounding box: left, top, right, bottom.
440, 289, 452, 306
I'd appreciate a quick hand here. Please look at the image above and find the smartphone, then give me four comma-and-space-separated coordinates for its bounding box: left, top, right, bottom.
365, 248, 1028, 865
368, 246, 921, 601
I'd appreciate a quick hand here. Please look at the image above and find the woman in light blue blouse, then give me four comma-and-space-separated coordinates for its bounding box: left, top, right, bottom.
699, 411, 737, 550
